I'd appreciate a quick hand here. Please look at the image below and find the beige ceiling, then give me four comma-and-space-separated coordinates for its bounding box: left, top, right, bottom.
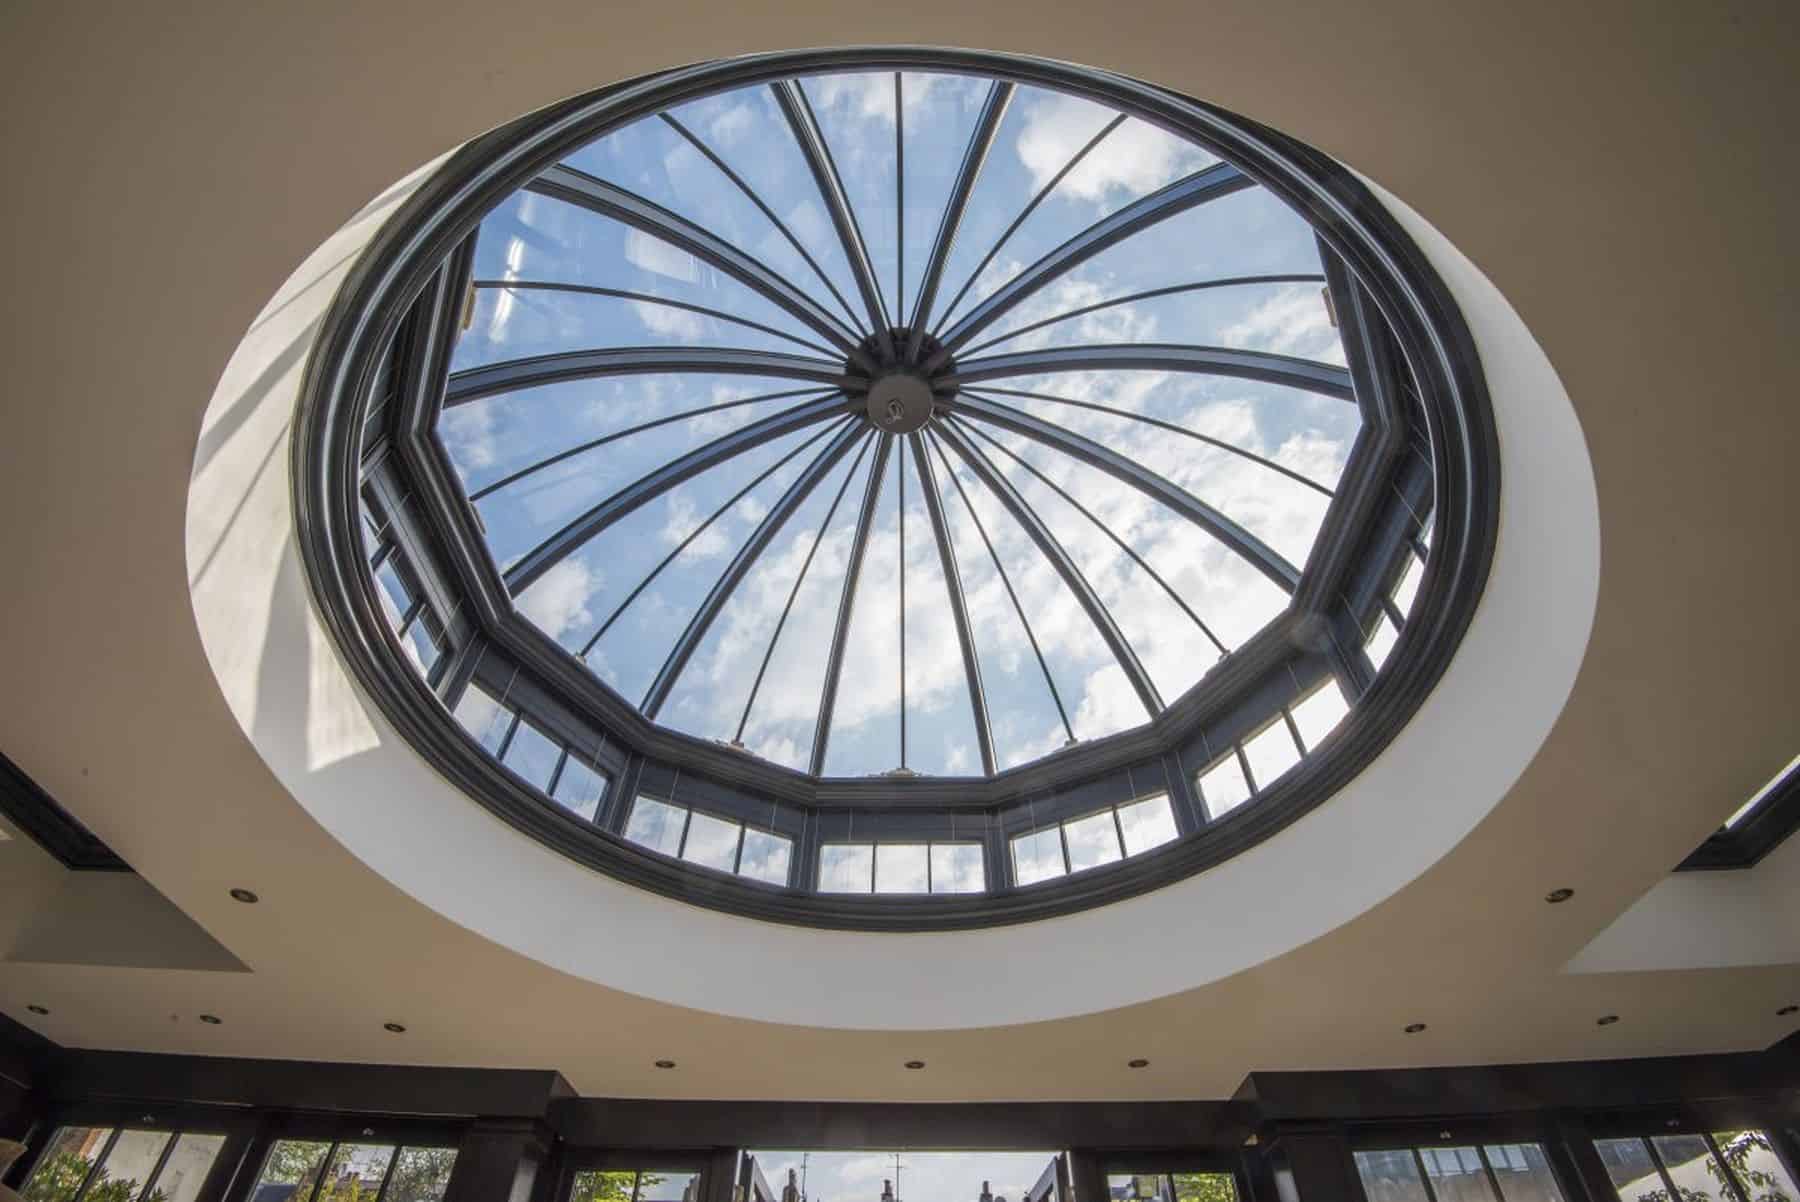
1, 0, 1797, 1102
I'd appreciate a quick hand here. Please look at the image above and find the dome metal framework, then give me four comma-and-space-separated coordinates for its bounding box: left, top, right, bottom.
294, 47, 1498, 929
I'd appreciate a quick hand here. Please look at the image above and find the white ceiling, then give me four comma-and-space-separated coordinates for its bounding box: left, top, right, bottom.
1, 0, 1797, 1101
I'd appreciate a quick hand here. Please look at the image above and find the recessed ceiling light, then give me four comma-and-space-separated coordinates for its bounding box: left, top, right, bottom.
1544, 888, 1574, 904
1404, 1023, 1428, 1034
26, 1004, 49, 1016
229, 888, 259, 904
654, 1059, 676, 1069
383, 1022, 407, 1033
1777, 1005, 1797, 1017
198, 1014, 223, 1025
1127, 1058, 1150, 1069
904, 1060, 926, 1070
1596, 1014, 1620, 1026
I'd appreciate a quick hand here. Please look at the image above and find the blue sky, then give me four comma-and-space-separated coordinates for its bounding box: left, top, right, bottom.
438, 69, 1356, 778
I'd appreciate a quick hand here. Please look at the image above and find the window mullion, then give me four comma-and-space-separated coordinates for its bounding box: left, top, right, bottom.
136, 1132, 182, 1202
1474, 1145, 1507, 1202
372, 1147, 403, 1202
1412, 1149, 1442, 1202
1702, 1133, 1753, 1202
73, 1129, 125, 1202
1644, 1137, 1683, 1202
307, 1142, 341, 1202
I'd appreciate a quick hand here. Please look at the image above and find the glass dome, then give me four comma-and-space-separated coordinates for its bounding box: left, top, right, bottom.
438, 66, 1358, 778
298, 48, 1496, 928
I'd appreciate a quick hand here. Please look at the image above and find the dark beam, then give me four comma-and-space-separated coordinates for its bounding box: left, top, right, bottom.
641, 421, 864, 716
527, 164, 869, 363
942, 395, 1302, 592
904, 81, 1013, 363
809, 433, 894, 775
445, 346, 856, 408
935, 419, 1163, 718
943, 342, 1353, 402
931, 161, 1253, 359
502, 393, 853, 595
471, 280, 837, 358
771, 81, 896, 360
908, 431, 997, 774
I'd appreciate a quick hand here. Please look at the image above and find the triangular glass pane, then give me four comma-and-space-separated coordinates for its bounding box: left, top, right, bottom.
897, 438, 984, 775
821, 437, 903, 775
898, 72, 991, 324
800, 73, 900, 331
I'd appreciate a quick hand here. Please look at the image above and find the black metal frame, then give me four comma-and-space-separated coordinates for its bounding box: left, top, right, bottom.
0, 752, 129, 872
1679, 762, 1800, 871
290, 47, 1499, 930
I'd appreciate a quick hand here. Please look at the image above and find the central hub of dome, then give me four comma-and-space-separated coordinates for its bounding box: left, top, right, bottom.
864, 371, 934, 434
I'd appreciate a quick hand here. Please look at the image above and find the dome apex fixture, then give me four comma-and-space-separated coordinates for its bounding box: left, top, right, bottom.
293, 47, 1497, 929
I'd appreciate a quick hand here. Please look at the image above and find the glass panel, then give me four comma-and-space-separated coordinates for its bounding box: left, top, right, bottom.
570, 1172, 641, 1202
818, 843, 874, 892
1197, 752, 1252, 818
624, 795, 687, 857
1107, 1176, 1166, 1202
1419, 1147, 1498, 1202
1393, 551, 1425, 616
1711, 1131, 1798, 1202
1354, 1151, 1431, 1202
151, 1136, 228, 1202
88, 1131, 172, 1202
1118, 793, 1179, 855
1596, 1140, 1669, 1202
681, 810, 742, 873
930, 842, 986, 893
737, 829, 793, 886
316, 1144, 395, 1202
1651, 1136, 1732, 1202
1725, 754, 1800, 829
452, 685, 513, 756
549, 755, 608, 822
401, 611, 443, 678
875, 843, 929, 893
374, 558, 412, 629
1012, 826, 1065, 885
1063, 809, 1123, 872
251, 1140, 334, 1202
1366, 613, 1401, 670
1242, 718, 1302, 791
502, 718, 562, 791
1172, 1174, 1239, 1202
23, 1128, 114, 1202
635, 1173, 700, 1202
1291, 680, 1350, 752
382, 1149, 458, 1202
1484, 1145, 1565, 1202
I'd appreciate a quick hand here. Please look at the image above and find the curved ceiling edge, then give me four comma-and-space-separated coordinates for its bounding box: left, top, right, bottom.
185, 54, 1596, 1030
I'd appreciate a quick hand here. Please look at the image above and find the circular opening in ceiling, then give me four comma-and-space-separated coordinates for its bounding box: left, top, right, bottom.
293, 47, 1497, 930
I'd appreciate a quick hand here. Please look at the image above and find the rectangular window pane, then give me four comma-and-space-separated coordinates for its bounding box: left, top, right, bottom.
1393, 551, 1424, 615
636, 1173, 699, 1202
875, 843, 929, 893
316, 1144, 396, 1202
737, 829, 793, 886
374, 558, 412, 630
1594, 1139, 1663, 1202
1291, 681, 1350, 752
1012, 827, 1066, 886
1484, 1145, 1565, 1202
549, 755, 608, 822
452, 685, 512, 755
152, 1135, 229, 1202
383, 1149, 458, 1202
1367, 613, 1401, 669
1711, 1131, 1798, 1202
252, 1140, 334, 1202
1172, 1174, 1237, 1202
1354, 1151, 1431, 1202
1420, 1147, 1497, 1202
818, 843, 874, 892
930, 843, 985, 893
570, 1172, 638, 1202
1652, 1136, 1730, 1202
402, 610, 444, 678
1063, 810, 1123, 872
1243, 718, 1302, 792
1198, 753, 1252, 818
625, 795, 687, 857
1107, 1177, 1166, 1201
681, 810, 742, 873
502, 718, 561, 790
24, 1128, 115, 1202
92, 1131, 173, 1202
1118, 794, 1179, 855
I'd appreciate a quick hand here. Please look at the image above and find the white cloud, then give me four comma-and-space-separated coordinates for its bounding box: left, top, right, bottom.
1222, 284, 1346, 364
624, 228, 698, 282
709, 101, 753, 144
1017, 99, 1213, 205
440, 401, 498, 470
516, 559, 599, 640
631, 297, 707, 340
660, 493, 731, 560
